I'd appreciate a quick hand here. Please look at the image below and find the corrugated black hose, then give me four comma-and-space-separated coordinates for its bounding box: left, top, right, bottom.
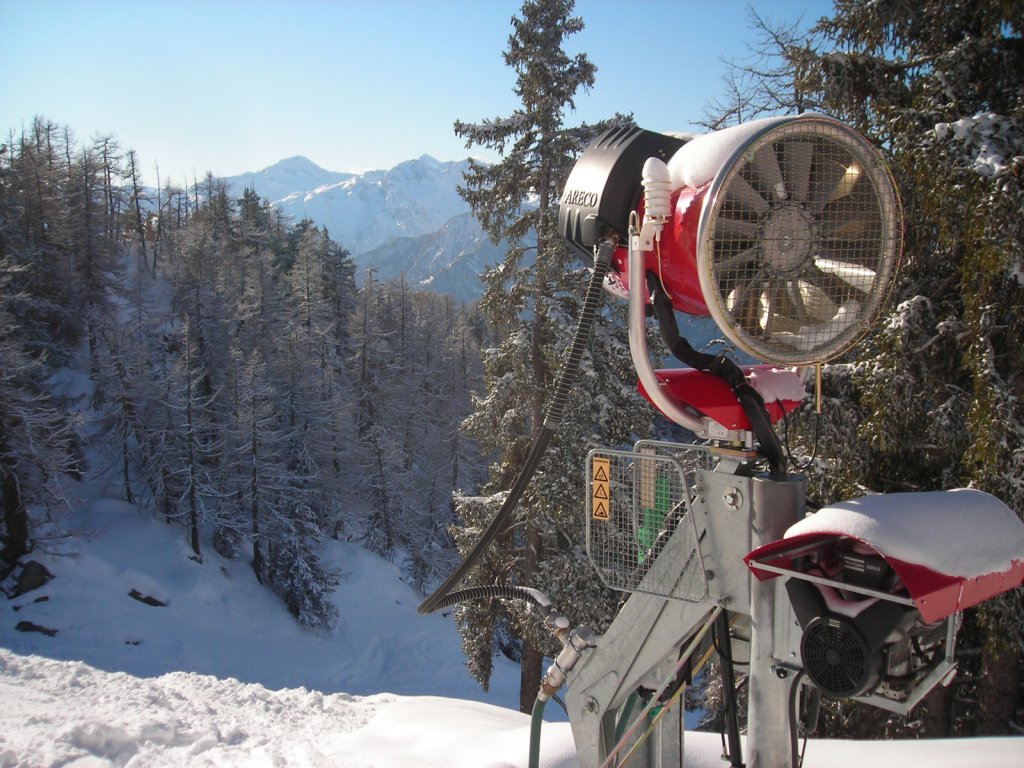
418, 239, 616, 615
424, 584, 549, 613
646, 273, 787, 478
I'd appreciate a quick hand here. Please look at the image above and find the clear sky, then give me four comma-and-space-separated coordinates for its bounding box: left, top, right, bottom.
1, 0, 835, 187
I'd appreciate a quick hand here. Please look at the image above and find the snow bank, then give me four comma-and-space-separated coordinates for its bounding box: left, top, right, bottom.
2, 649, 1022, 768
0, 649, 574, 768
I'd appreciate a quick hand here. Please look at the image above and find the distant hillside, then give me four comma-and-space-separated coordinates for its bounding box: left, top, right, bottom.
356, 212, 504, 300
224, 155, 499, 302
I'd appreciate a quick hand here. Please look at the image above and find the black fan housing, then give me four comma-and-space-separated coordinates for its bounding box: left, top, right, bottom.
800, 615, 882, 698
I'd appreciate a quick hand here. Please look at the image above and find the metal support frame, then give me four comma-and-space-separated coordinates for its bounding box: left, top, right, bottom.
565, 458, 806, 767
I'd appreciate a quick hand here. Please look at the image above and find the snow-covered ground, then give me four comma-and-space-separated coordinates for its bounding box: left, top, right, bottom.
2, 498, 1022, 766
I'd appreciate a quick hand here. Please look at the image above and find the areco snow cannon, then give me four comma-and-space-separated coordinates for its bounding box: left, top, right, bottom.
421, 115, 1024, 768
559, 114, 903, 367
548, 115, 1024, 768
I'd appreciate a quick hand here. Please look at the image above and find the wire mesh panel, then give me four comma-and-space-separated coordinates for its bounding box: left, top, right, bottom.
586, 447, 708, 602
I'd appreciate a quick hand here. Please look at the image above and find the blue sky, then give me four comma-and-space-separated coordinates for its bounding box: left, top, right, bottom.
2, 0, 834, 186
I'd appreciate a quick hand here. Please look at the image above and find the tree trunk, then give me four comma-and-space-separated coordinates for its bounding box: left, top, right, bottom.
1, 458, 29, 571
519, 517, 544, 713
977, 644, 1021, 734
921, 678, 954, 736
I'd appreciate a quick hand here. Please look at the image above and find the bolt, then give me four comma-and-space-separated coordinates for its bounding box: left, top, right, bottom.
584, 696, 600, 714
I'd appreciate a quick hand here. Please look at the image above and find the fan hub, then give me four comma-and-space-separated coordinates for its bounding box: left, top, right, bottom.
761, 205, 815, 276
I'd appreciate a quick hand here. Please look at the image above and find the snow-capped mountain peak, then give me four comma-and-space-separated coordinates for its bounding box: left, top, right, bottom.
224, 154, 497, 300
231, 155, 356, 205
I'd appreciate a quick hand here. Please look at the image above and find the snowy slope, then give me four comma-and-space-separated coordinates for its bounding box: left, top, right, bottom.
0, 497, 520, 703
355, 212, 505, 298
2, 498, 1023, 766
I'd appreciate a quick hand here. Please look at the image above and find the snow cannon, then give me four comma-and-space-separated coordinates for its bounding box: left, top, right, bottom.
745, 489, 1024, 711
559, 115, 903, 438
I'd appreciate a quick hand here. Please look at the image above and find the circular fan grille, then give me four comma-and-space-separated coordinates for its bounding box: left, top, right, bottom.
698, 116, 903, 365
801, 616, 877, 699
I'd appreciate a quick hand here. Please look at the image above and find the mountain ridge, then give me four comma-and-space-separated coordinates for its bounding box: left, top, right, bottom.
223, 154, 495, 300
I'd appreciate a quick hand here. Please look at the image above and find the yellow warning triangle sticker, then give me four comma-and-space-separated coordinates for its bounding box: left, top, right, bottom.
592, 483, 609, 500
592, 500, 609, 520
593, 464, 609, 482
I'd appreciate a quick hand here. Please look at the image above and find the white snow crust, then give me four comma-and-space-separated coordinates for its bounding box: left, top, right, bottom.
667, 115, 795, 189
785, 488, 1024, 578
2, 648, 1021, 767
746, 366, 807, 403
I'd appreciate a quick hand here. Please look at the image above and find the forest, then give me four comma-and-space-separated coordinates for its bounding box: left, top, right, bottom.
0, 121, 488, 629
2, 0, 1022, 745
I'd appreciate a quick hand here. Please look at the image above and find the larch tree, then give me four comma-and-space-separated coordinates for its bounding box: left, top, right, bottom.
0, 257, 81, 573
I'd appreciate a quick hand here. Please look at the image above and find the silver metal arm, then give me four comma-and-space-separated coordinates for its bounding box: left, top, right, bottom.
627, 230, 711, 437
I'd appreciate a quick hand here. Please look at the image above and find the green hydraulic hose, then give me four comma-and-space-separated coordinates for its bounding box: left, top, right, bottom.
529, 697, 547, 768
613, 691, 639, 744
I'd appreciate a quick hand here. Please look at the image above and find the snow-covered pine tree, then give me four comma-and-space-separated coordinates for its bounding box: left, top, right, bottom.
66, 138, 124, 390
450, 0, 650, 711
346, 269, 485, 587
0, 120, 82, 365
782, 0, 1024, 736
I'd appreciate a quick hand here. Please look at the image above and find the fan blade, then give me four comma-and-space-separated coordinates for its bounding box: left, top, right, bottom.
753, 144, 787, 201
716, 245, 760, 272
818, 197, 882, 241
715, 216, 760, 238
830, 163, 862, 201
818, 238, 878, 271
808, 264, 857, 305
809, 159, 851, 212
782, 141, 814, 202
814, 257, 876, 294
726, 275, 766, 331
770, 298, 862, 353
793, 279, 840, 323
724, 174, 770, 215
761, 279, 798, 335
821, 217, 874, 241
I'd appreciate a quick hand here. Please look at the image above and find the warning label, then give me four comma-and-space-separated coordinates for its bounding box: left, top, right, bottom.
591, 456, 610, 521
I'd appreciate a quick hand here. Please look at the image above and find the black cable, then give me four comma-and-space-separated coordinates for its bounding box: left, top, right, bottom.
715, 611, 745, 768
711, 620, 749, 667
646, 274, 787, 478
780, 399, 821, 472
788, 670, 806, 768
418, 240, 615, 615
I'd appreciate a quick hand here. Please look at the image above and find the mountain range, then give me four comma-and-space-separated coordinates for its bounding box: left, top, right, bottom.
224, 155, 500, 302
222, 154, 728, 349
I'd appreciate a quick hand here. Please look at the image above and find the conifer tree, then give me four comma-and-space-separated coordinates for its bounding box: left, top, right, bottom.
760, 0, 1024, 737
451, 0, 647, 711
